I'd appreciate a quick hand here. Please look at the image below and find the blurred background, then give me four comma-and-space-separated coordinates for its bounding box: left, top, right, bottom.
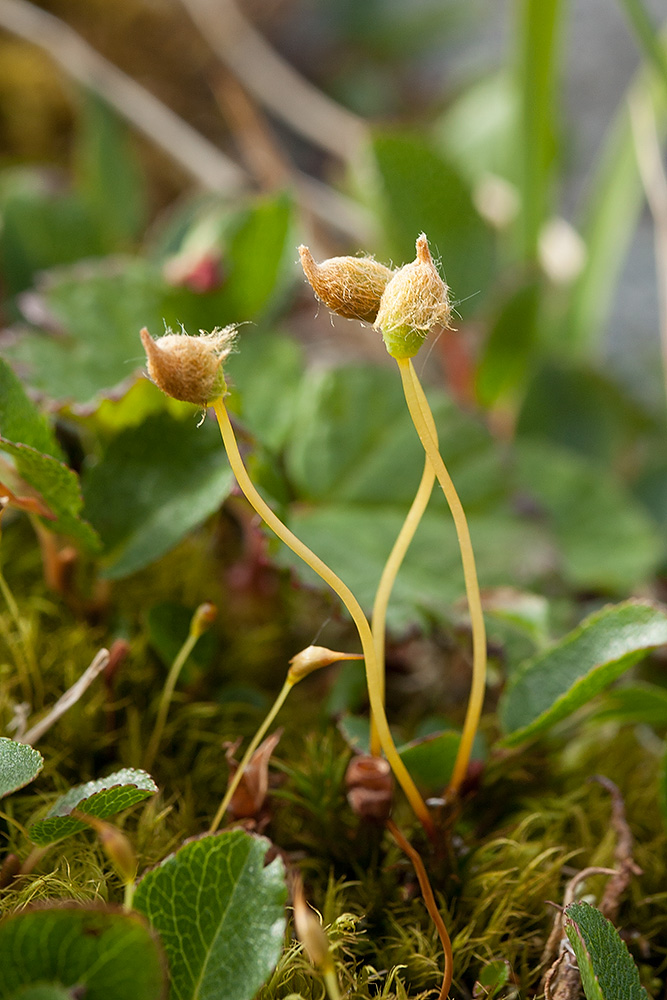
2, 0, 667, 624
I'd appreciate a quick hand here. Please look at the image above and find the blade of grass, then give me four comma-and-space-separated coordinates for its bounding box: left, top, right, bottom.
515, 0, 563, 259
564, 34, 667, 355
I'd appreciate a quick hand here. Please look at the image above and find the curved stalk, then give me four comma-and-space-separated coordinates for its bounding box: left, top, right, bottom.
209, 677, 293, 833
211, 397, 434, 838
144, 630, 200, 773
370, 456, 435, 755
387, 819, 453, 999
396, 359, 487, 797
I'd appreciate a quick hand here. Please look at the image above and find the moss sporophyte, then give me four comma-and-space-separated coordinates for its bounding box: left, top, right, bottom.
140, 235, 479, 1000
299, 234, 488, 797
140, 326, 435, 839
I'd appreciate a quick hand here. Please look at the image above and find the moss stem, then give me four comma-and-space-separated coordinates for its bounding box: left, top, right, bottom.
209, 677, 293, 833
211, 397, 434, 838
387, 819, 453, 999
370, 456, 435, 754
396, 359, 487, 797
143, 629, 201, 773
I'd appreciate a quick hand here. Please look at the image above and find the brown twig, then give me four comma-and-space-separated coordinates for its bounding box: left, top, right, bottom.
0, 0, 246, 192
591, 775, 643, 921
180, 0, 367, 164
212, 67, 291, 191
22, 648, 109, 745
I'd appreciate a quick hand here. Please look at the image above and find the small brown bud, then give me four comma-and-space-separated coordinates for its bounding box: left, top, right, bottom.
140, 326, 236, 406
224, 729, 282, 820
287, 645, 363, 684
345, 754, 393, 823
374, 234, 451, 359
299, 245, 394, 323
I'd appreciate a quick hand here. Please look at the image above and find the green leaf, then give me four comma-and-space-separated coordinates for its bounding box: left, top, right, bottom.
498, 600, 667, 746
0, 358, 97, 547
0, 358, 62, 459
473, 959, 511, 999
514, 440, 661, 591
285, 502, 543, 631
29, 767, 157, 845
595, 682, 667, 725
564, 901, 649, 1000
475, 280, 541, 409
435, 71, 519, 185
8, 258, 166, 405
10, 985, 74, 1000
397, 731, 461, 794
82, 411, 234, 579
517, 363, 648, 464
226, 329, 304, 453
159, 193, 295, 333
515, 0, 562, 259
0, 905, 166, 1000
0, 440, 100, 551
372, 132, 496, 311
0, 737, 43, 798
0, 168, 105, 299
134, 830, 287, 1000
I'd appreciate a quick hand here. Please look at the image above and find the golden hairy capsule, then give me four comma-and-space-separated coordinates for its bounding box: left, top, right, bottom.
287, 645, 363, 685
298, 245, 395, 323
374, 233, 451, 359
140, 326, 236, 406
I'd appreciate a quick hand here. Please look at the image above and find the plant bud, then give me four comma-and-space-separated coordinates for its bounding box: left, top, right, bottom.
345, 754, 393, 822
374, 233, 451, 359
287, 645, 364, 684
299, 245, 394, 323
190, 602, 217, 639
73, 811, 137, 883
292, 874, 332, 969
140, 326, 236, 406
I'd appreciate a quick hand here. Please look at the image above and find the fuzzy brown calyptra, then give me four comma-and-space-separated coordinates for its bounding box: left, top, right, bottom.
298, 245, 395, 323
374, 233, 451, 359
140, 325, 236, 406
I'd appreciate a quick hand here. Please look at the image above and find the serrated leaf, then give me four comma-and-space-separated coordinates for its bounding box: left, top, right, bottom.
564, 901, 648, 1000
134, 830, 287, 1000
0, 737, 43, 798
0, 358, 62, 459
29, 768, 157, 845
0, 439, 100, 551
0, 905, 166, 1000
498, 600, 667, 746
8, 258, 166, 404
82, 411, 233, 579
